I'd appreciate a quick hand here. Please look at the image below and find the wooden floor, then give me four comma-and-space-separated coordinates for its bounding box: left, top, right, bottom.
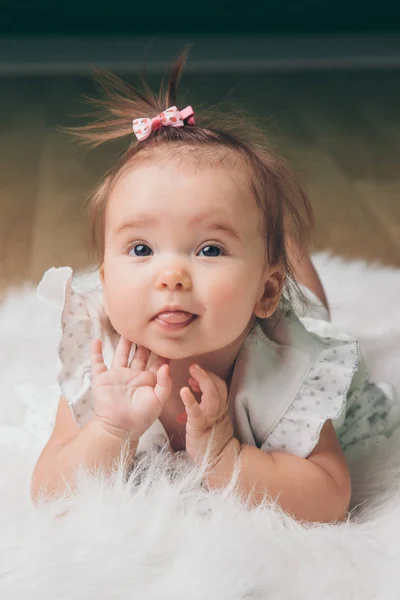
1, 69, 400, 296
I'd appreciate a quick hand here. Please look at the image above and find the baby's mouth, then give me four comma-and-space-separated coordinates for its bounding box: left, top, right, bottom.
155, 311, 196, 325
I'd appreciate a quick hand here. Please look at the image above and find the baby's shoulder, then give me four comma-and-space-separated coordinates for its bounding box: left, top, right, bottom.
228, 311, 362, 458
37, 266, 118, 428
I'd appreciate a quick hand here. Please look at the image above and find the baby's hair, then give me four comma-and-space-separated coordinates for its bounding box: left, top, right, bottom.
67, 48, 315, 312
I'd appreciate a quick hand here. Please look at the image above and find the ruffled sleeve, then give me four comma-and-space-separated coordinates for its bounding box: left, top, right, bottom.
37, 266, 119, 428
260, 333, 360, 458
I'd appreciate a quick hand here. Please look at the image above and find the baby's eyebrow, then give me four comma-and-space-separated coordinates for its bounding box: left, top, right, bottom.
208, 223, 241, 241
114, 215, 242, 241
114, 217, 157, 236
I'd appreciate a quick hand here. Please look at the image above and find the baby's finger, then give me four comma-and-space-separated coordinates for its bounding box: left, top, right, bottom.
203, 370, 228, 398
90, 339, 108, 377
188, 377, 201, 393
188, 365, 220, 417
129, 345, 149, 371
180, 387, 206, 429
153, 364, 173, 407
112, 336, 132, 369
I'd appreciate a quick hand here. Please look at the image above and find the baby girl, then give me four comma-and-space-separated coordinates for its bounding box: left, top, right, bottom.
31, 51, 399, 523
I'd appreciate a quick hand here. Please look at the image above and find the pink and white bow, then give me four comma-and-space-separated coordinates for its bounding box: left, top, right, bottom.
132, 105, 195, 141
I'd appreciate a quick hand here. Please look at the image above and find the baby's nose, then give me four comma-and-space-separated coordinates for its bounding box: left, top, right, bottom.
156, 268, 192, 291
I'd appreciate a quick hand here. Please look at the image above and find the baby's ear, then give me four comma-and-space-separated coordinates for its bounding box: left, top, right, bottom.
254, 268, 285, 319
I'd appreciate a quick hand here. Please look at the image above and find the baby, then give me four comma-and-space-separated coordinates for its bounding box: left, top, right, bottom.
31, 51, 399, 523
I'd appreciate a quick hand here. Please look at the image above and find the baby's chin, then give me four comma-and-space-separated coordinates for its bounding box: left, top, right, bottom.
145, 342, 204, 361
143, 338, 220, 362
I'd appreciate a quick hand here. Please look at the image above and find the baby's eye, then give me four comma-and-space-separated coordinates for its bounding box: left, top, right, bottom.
198, 245, 223, 257
128, 244, 153, 257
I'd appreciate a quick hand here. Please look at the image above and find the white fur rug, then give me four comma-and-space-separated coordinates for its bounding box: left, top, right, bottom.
1, 252, 400, 599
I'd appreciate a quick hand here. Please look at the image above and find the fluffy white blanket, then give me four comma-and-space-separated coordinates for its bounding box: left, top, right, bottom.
1, 253, 400, 599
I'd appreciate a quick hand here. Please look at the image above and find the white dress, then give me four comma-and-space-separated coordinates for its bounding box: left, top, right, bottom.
37, 266, 400, 461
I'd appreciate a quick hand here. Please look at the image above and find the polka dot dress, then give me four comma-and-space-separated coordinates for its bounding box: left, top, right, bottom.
262, 335, 360, 457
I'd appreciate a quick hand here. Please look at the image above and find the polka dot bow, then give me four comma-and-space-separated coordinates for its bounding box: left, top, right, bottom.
132, 105, 195, 141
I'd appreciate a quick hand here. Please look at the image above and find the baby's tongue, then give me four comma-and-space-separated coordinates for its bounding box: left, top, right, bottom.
157, 311, 194, 324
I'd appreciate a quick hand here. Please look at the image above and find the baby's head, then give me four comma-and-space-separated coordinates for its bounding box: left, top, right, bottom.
74, 52, 313, 359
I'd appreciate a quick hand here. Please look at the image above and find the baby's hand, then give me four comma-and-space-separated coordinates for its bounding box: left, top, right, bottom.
180, 365, 234, 465
90, 336, 172, 441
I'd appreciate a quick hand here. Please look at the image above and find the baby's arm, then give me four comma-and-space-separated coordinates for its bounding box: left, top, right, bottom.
205, 420, 352, 523
30, 395, 139, 503
287, 237, 330, 317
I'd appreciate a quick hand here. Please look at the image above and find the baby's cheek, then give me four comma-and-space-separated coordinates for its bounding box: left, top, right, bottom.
207, 270, 256, 320
208, 278, 241, 311
104, 285, 143, 336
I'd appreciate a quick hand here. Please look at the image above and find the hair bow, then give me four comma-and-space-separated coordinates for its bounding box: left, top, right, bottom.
132, 105, 195, 141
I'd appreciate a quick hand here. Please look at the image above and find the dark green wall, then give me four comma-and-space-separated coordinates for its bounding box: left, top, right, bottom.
1, 1, 400, 35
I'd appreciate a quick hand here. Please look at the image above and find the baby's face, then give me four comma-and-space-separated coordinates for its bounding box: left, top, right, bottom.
101, 158, 276, 359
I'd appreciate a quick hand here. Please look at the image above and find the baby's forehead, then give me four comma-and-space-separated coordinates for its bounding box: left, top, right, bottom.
108, 152, 257, 219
